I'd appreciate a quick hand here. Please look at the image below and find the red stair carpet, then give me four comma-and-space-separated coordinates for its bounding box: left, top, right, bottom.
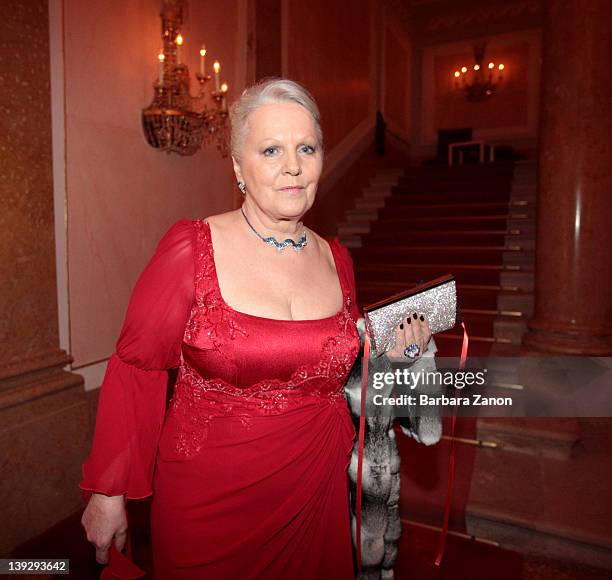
351, 161, 533, 358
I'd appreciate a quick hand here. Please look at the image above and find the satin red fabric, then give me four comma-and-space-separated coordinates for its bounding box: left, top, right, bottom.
81, 219, 364, 579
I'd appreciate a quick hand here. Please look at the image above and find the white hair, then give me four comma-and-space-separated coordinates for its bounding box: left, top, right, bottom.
229, 77, 324, 161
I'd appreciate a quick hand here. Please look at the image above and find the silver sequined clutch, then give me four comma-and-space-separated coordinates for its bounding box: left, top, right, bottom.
363, 274, 457, 356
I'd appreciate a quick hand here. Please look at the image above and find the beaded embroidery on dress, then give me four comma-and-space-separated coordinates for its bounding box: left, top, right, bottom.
168, 219, 361, 459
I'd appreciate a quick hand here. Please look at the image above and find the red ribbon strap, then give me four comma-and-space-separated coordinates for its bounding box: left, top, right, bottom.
355, 329, 371, 571
434, 321, 469, 567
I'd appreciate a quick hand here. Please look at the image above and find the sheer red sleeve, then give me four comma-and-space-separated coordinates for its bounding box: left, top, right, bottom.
80, 219, 195, 500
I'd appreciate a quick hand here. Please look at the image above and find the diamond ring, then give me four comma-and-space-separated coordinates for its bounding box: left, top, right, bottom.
404, 343, 421, 359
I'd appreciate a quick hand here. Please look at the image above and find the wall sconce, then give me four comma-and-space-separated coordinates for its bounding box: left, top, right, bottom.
142, 0, 229, 156
453, 43, 505, 102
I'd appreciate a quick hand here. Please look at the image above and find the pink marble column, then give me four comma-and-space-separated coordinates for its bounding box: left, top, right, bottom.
523, 0, 612, 355
0, 0, 88, 555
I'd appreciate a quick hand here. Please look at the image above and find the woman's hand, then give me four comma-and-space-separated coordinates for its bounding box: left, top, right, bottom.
384, 311, 432, 364
81, 493, 127, 564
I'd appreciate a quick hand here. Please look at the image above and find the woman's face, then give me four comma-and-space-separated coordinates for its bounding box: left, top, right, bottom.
233, 101, 323, 222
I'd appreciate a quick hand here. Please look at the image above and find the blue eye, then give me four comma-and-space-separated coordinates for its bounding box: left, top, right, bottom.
300, 145, 316, 154
263, 146, 278, 156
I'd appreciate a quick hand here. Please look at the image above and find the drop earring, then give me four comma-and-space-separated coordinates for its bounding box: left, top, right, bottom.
237, 181, 246, 196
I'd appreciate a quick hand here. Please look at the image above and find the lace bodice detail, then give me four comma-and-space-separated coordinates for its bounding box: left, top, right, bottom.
168, 219, 361, 458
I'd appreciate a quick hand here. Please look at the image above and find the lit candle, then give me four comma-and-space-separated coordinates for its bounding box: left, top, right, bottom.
176, 33, 184, 64
158, 50, 165, 84
213, 61, 221, 91
199, 46, 207, 76
221, 82, 228, 111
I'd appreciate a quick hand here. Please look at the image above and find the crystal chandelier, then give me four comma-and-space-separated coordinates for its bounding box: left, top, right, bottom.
453, 43, 505, 102
142, 0, 229, 156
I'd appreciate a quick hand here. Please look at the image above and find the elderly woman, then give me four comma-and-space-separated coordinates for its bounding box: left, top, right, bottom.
81, 78, 432, 579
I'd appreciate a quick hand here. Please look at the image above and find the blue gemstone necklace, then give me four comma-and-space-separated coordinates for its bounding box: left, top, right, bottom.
241, 207, 308, 252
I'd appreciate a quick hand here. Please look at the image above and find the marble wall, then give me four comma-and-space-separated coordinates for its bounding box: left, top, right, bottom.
0, 0, 59, 377
286, 0, 373, 150
384, 21, 411, 138
0, 0, 88, 555
63, 0, 243, 371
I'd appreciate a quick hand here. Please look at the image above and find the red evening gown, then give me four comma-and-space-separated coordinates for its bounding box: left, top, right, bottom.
80, 218, 364, 579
